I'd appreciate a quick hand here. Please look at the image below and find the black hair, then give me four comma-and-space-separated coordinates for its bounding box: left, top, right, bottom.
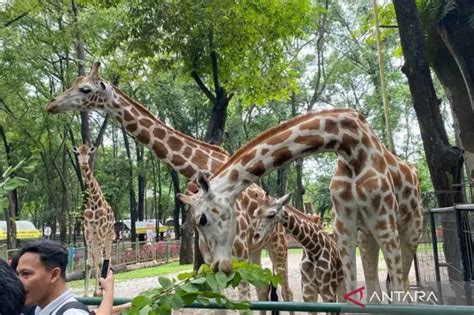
16, 240, 68, 279
0, 258, 25, 315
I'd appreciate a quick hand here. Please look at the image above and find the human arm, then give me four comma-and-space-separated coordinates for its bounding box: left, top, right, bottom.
93, 270, 114, 315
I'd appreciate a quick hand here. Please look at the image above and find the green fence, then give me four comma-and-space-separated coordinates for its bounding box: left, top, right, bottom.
78, 297, 474, 314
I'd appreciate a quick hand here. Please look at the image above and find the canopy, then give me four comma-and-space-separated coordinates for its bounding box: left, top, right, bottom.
0, 220, 41, 240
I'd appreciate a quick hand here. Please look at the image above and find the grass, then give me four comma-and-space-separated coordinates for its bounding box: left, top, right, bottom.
67, 262, 193, 289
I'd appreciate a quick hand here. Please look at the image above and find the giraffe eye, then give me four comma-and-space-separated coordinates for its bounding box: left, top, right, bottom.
267, 213, 276, 219
79, 87, 92, 94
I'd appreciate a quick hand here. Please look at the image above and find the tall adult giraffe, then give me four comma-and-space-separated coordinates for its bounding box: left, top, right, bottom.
178, 108, 423, 297
73, 144, 115, 297
45, 62, 293, 303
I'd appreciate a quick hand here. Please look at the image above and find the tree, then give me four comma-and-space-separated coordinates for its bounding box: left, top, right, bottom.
393, 0, 466, 294
418, 0, 474, 186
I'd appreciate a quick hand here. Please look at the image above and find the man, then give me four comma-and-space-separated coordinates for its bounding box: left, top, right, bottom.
15, 240, 91, 314
0, 258, 25, 315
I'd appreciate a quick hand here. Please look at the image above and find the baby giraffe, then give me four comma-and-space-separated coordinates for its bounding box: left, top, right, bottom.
253, 193, 344, 303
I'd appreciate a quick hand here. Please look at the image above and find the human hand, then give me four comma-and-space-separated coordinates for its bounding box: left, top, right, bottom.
99, 269, 114, 292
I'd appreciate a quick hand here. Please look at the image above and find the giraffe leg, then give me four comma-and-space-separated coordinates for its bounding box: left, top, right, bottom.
84, 256, 93, 297
369, 214, 404, 295
358, 231, 382, 304
301, 255, 318, 315
334, 215, 358, 294
399, 219, 421, 292
267, 224, 293, 302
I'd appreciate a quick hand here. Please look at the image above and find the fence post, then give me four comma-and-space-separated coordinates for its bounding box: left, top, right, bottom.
429, 209, 444, 304
135, 239, 139, 263
454, 206, 472, 305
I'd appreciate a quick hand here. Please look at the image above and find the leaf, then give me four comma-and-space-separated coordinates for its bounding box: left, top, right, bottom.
205, 273, 218, 291
271, 273, 282, 287
180, 292, 198, 305
190, 277, 206, 284
196, 297, 210, 306
170, 294, 184, 309
158, 276, 173, 289
132, 295, 152, 308
177, 271, 194, 281
215, 271, 228, 289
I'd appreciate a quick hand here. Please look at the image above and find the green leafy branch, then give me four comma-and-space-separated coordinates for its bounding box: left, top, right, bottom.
0, 158, 36, 210
124, 259, 281, 315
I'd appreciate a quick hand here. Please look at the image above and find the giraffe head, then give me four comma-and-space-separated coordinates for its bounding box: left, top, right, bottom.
178, 172, 235, 273
73, 144, 96, 169
46, 62, 114, 114
252, 192, 291, 244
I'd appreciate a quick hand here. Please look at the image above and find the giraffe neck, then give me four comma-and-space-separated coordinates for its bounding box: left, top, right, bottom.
82, 167, 104, 201
104, 86, 228, 178
211, 109, 373, 197
279, 205, 325, 257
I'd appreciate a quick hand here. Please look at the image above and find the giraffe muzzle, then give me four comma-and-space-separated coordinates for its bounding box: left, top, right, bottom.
211, 259, 232, 273
45, 101, 60, 113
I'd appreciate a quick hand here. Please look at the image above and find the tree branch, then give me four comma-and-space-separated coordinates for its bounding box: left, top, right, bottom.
191, 70, 216, 103
4, 12, 29, 27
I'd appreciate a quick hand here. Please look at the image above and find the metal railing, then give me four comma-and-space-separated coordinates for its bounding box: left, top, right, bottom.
78, 297, 474, 314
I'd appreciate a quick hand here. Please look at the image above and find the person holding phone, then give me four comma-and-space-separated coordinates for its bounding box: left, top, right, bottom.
14, 240, 115, 315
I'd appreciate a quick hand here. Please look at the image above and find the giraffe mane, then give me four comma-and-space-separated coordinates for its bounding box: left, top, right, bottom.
112, 87, 229, 155
211, 108, 358, 178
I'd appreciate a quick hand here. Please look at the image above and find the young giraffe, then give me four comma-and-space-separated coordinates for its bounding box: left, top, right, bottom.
45, 62, 293, 303
73, 144, 115, 297
178, 108, 423, 298
253, 193, 344, 303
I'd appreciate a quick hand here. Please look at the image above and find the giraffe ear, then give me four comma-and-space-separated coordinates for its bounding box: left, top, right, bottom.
197, 172, 211, 194
72, 146, 79, 154
88, 62, 101, 80
89, 146, 97, 154
276, 192, 292, 208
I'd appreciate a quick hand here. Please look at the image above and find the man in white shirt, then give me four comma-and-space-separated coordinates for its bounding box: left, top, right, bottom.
15, 240, 90, 315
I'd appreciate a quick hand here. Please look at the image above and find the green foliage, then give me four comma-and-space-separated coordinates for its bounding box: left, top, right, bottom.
0, 158, 36, 210
123, 259, 280, 315
99, 0, 319, 106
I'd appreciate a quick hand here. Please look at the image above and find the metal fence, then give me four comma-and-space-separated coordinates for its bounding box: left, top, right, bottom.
0, 239, 181, 273
416, 203, 474, 306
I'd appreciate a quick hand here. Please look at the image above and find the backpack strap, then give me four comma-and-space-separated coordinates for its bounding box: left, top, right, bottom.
55, 301, 90, 315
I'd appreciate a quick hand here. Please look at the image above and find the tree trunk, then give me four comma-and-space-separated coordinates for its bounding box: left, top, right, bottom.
427, 4, 474, 186
59, 145, 68, 243
0, 126, 18, 249
290, 92, 305, 211
190, 50, 233, 269
179, 207, 194, 265
170, 169, 182, 240
71, 0, 89, 145
121, 128, 138, 242
136, 144, 145, 241
393, 0, 466, 295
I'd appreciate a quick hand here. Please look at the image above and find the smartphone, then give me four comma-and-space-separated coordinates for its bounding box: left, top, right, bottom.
101, 259, 110, 279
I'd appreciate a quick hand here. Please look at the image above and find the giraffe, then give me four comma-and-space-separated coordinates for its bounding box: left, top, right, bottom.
178, 108, 423, 299
45, 62, 293, 304
253, 192, 344, 304
73, 144, 115, 297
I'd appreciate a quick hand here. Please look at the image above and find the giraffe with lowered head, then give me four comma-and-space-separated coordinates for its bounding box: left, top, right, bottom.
178, 108, 423, 298
45, 62, 293, 304
253, 192, 344, 303
73, 143, 115, 297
